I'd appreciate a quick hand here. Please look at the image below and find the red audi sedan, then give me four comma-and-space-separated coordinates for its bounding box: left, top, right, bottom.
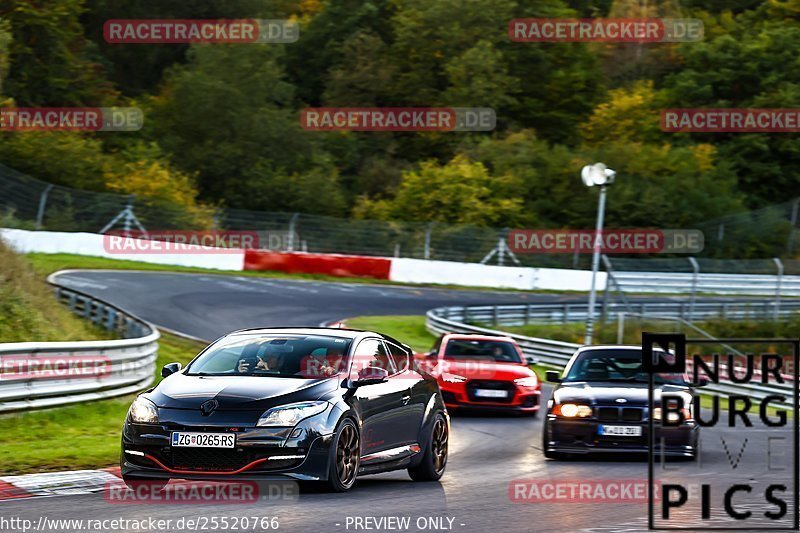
417, 334, 541, 415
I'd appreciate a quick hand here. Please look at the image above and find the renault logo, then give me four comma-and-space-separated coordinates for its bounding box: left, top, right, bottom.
200, 399, 219, 416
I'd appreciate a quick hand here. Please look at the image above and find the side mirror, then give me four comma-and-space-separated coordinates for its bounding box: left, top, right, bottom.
545, 370, 562, 383
161, 362, 182, 378
354, 366, 389, 386
525, 355, 538, 365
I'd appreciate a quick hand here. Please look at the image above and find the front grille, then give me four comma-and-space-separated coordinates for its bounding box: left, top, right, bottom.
596, 406, 644, 422
170, 447, 249, 471
622, 408, 643, 422
597, 407, 619, 421
465, 380, 516, 403
157, 447, 303, 472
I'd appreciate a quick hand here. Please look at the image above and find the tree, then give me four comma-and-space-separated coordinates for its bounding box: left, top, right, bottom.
662, 13, 800, 205
1, 0, 116, 105
580, 81, 665, 145
150, 43, 344, 212
354, 155, 525, 227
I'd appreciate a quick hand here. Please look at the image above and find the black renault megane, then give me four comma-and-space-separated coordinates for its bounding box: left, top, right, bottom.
121, 327, 449, 492
542, 345, 700, 459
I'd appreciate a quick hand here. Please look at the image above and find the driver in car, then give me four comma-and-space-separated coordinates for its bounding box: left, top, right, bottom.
300, 347, 345, 377
237, 349, 280, 373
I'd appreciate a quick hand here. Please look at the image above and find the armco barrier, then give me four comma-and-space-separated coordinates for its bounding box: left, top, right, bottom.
425, 304, 795, 404
0, 275, 159, 413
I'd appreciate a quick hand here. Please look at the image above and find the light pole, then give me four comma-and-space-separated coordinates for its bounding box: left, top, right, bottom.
582, 163, 616, 345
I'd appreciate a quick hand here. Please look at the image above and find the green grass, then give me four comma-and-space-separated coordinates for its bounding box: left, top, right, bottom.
24, 252, 559, 293
0, 332, 204, 475
0, 243, 114, 342
343, 315, 552, 381
345, 315, 436, 353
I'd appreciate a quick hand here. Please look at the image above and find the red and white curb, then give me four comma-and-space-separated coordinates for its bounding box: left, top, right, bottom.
0, 468, 123, 500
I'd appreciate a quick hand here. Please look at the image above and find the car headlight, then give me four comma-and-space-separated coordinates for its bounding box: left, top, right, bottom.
129, 396, 159, 424
441, 372, 467, 384
652, 407, 692, 423
256, 401, 329, 427
514, 376, 539, 389
553, 403, 592, 418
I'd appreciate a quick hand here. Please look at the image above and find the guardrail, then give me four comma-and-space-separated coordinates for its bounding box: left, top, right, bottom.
425, 304, 796, 405
436, 299, 800, 327
0, 275, 159, 412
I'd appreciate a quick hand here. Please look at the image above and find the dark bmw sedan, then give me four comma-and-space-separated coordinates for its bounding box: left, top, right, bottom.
121, 327, 449, 492
542, 346, 699, 459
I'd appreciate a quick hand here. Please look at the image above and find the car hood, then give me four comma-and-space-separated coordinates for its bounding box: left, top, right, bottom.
437, 359, 536, 381
553, 381, 691, 406
149, 373, 338, 410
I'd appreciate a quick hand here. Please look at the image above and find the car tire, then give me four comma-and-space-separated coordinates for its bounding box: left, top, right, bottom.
408, 412, 448, 482
321, 418, 360, 493
122, 475, 168, 492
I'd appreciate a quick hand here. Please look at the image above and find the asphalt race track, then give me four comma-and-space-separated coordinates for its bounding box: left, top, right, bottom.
2, 271, 794, 532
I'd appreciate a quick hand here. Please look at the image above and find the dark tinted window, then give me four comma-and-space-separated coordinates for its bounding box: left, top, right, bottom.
385, 342, 410, 372
187, 334, 351, 378
443, 339, 521, 363
565, 349, 686, 385
351, 338, 396, 378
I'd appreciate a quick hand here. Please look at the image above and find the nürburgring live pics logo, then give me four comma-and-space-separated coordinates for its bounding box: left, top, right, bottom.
644, 332, 799, 530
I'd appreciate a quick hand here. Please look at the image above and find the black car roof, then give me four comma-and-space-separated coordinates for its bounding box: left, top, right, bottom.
225, 327, 411, 351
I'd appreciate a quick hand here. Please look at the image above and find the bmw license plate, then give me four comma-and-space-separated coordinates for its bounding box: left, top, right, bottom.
598, 425, 642, 437
474, 389, 509, 398
171, 432, 235, 448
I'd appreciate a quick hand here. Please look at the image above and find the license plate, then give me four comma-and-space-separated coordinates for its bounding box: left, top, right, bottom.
598, 425, 642, 437
474, 389, 509, 398
171, 432, 235, 448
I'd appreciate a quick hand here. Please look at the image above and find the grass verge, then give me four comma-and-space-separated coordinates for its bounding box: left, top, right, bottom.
0, 332, 204, 475
0, 243, 113, 342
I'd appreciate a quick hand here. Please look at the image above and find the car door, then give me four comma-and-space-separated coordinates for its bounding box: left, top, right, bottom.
350, 338, 405, 456
384, 340, 426, 446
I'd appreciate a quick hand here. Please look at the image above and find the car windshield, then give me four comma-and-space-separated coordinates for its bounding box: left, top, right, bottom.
564, 349, 687, 385
443, 339, 522, 363
186, 334, 352, 378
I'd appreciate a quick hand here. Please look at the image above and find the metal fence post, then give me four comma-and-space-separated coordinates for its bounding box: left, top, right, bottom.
423, 222, 433, 260
773, 257, 783, 321
617, 312, 625, 344
787, 199, 799, 255
35, 184, 54, 230
287, 213, 299, 252
688, 257, 699, 321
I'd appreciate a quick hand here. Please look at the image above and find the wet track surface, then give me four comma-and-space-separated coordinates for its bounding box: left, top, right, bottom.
2, 271, 794, 532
